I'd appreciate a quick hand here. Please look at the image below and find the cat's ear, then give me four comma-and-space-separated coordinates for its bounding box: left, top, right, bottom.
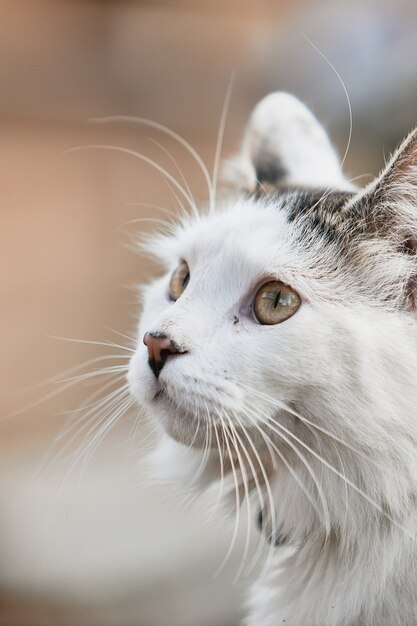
225, 92, 353, 193
358, 128, 417, 224
350, 128, 417, 309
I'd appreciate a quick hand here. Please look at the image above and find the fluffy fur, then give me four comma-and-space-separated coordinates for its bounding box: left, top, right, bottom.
128, 92, 417, 625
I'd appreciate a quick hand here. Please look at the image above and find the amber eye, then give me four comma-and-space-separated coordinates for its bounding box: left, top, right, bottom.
169, 261, 190, 301
254, 280, 301, 325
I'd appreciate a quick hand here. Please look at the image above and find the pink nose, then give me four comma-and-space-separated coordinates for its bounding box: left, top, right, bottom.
143, 332, 185, 378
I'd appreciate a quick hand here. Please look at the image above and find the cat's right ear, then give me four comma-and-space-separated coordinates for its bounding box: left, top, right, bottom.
225, 92, 353, 193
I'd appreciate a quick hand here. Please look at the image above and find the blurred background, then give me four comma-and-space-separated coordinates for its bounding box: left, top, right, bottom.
1, 0, 417, 624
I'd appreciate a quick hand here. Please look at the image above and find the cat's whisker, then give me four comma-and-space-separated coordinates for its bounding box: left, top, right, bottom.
234, 407, 278, 575
238, 405, 294, 577
263, 410, 416, 540
287, 60, 353, 222
120, 216, 177, 230
301, 33, 352, 169
126, 403, 150, 453
252, 384, 417, 475
190, 403, 212, 485
148, 138, 198, 217
51, 391, 133, 489
210, 75, 234, 214
15, 377, 131, 508
0, 353, 124, 400
90, 115, 214, 211
245, 388, 397, 535
187, 409, 201, 450
55, 364, 129, 385
229, 410, 270, 572
65, 145, 198, 217
48, 335, 135, 354
53, 375, 129, 439
209, 415, 226, 517
254, 178, 273, 201
55, 371, 129, 417
332, 439, 350, 535
55, 382, 132, 462
106, 328, 137, 345
184, 404, 213, 510
223, 414, 253, 582
213, 409, 242, 578
144, 142, 198, 225
160, 176, 193, 222
54, 393, 135, 504
1, 351, 130, 422
127, 409, 160, 454
245, 385, 377, 465
78, 395, 135, 473
123, 201, 176, 219
69, 389, 133, 472
244, 398, 332, 537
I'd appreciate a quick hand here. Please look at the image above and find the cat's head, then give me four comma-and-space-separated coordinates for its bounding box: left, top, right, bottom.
128, 93, 417, 533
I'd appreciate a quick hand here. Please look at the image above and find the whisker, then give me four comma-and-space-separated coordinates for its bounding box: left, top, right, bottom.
78, 395, 135, 471
65, 145, 198, 216
190, 405, 212, 486
54, 393, 135, 504
55, 364, 129, 385
242, 385, 414, 535
301, 33, 352, 168
246, 386, 378, 465
224, 414, 253, 582
266, 410, 415, 539
148, 138, 198, 216
123, 202, 176, 219
90, 115, 213, 210
56, 372, 129, 417
13, 376, 131, 508
106, 328, 137, 345
213, 410, 242, 578
234, 407, 278, 574
210, 416, 226, 516
245, 399, 331, 536
53, 382, 131, 459
119, 216, 176, 229
211, 74, 235, 214
2, 352, 130, 422
48, 335, 135, 353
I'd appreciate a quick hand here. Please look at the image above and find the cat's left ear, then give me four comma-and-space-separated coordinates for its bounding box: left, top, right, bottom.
350, 128, 417, 309
358, 128, 417, 227
225, 92, 353, 193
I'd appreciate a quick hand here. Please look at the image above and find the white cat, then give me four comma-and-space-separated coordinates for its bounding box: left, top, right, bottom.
128, 92, 417, 625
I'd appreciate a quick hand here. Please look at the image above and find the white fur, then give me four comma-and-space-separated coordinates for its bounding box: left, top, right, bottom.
128, 93, 417, 625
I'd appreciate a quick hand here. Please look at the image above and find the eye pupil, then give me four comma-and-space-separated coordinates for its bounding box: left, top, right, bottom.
182, 272, 190, 288
273, 291, 281, 308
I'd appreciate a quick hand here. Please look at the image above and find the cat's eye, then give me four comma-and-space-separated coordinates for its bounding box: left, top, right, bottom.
169, 261, 190, 301
254, 281, 301, 325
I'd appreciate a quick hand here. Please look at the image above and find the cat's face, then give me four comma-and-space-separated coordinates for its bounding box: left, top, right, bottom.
129, 195, 352, 446
130, 200, 303, 443
128, 92, 417, 503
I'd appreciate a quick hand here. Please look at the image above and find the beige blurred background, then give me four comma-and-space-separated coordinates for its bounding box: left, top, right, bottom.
1, 1, 417, 624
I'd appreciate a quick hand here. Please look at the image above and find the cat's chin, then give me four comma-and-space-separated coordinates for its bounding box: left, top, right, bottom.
146, 390, 211, 448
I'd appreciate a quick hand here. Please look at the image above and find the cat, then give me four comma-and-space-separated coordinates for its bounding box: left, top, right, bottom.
127, 92, 417, 625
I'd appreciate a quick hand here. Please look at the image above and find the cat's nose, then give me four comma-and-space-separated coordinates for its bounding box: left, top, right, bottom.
143, 332, 185, 378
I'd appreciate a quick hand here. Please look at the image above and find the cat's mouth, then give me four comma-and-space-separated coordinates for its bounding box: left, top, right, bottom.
151, 375, 239, 419
153, 388, 165, 401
